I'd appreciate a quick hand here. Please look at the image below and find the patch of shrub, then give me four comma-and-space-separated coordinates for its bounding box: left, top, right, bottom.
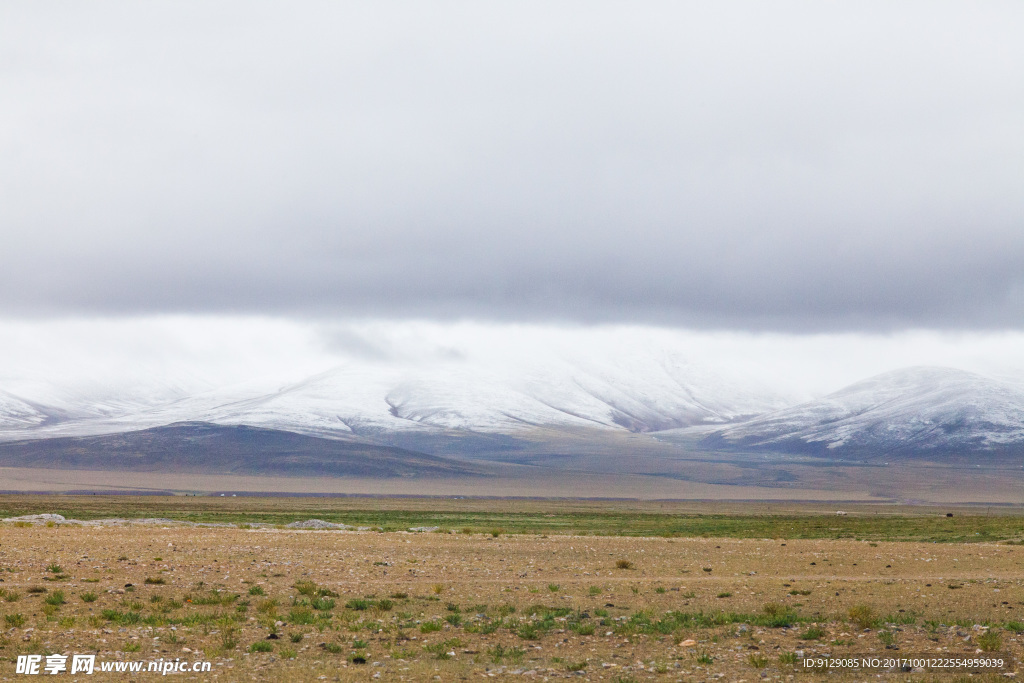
311, 597, 335, 611
800, 626, 826, 640
848, 605, 876, 629
488, 643, 525, 664
419, 620, 443, 633
571, 622, 595, 635
978, 630, 1002, 652
288, 607, 316, 625
100, 609, 142, 626
877, 630, 897, 648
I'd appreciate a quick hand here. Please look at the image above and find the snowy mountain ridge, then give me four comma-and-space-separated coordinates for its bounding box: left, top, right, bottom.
0, 346, 793, 441
3, 359, 1024, 459
703, 366, 1024, 455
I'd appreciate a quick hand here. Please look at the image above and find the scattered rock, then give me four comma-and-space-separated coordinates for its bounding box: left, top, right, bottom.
285, 519, 351, 530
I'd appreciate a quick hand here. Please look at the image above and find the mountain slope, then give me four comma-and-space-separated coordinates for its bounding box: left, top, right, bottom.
0, 422, 489, 477
192, 352, 791, 437
0, 391, 49, 430
701, 367, 1024, 457
0, 348, 793, 441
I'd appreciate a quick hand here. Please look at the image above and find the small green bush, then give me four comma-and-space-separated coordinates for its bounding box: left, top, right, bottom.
800, 626, 826, 640
311, 597, 335, 611
288, 607, 316, 625
848, 604, 876, 629
419, 620, 443, 633
977, 630, 1002, 652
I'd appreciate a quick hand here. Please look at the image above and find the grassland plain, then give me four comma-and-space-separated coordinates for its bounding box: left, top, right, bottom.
1, 497, 1023, 681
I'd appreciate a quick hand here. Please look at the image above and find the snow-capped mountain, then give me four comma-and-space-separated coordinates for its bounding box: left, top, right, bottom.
702, 366, 1024, 456
0, 342, 793, 442
4, 327, 1024, 463
192, 353, 791, 437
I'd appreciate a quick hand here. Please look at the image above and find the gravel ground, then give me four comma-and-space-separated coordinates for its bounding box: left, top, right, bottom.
1, 523, 1022, 681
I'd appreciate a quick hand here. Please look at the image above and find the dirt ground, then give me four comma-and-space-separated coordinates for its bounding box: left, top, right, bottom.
2, 524, 1023, 681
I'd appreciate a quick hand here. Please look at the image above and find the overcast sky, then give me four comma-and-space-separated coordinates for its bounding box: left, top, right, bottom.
2, 1, 1022, 331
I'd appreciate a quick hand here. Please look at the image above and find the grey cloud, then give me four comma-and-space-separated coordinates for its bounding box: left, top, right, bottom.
1, 1, 1023, 330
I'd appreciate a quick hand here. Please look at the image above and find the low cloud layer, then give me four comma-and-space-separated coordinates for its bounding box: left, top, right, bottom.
2, 2, 1022, 330
2, 317, 1024, 402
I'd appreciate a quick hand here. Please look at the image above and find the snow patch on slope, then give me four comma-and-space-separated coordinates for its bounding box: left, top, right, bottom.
0, 391, 48, 430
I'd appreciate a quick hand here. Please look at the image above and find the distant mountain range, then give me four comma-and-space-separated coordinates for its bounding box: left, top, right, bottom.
698, 367, 1024, 460
2, 363, 1023, 473
0, 351, 793, 440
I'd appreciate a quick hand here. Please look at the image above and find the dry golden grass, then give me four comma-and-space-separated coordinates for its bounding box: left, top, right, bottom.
0, 520, 1022, 681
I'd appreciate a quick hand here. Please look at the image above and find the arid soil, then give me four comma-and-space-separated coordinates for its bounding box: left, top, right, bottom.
1, 523, 1023, 681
